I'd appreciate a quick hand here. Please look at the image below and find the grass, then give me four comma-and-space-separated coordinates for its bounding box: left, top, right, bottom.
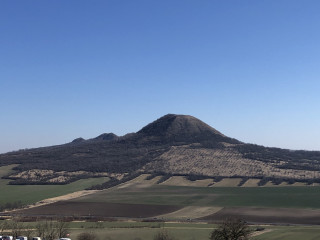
78, 184, 320, 209
0, 165, 109, 205
70, 227, 212, 240
252, 225, 320, 240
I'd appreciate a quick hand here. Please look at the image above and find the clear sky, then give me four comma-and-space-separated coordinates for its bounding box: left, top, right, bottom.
1, 0, 320, 153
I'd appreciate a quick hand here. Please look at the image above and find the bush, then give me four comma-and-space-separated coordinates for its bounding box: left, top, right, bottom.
77, 232, 99, 240
153, 229, 175, 240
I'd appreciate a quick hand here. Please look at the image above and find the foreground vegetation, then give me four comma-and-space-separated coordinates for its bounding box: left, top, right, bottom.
2, 220, 320, 240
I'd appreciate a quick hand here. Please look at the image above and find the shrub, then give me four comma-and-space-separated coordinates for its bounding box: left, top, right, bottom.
153, 229, 175, 240
77, 232, 98, 240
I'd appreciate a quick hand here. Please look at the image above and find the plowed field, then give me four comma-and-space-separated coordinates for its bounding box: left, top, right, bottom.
15, 201, 181, 218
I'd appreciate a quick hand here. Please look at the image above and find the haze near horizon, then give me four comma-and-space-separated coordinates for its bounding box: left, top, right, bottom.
1, 1, 320, 153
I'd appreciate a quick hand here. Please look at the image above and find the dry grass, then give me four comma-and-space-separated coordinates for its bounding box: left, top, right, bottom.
241, 179, 260, 187
161, 176, 213, 187
157, 206, 222, 220
117, 174, 163, 189
211, 178, 242, 187
29, 190, 100, 208
9, 169, 111, 183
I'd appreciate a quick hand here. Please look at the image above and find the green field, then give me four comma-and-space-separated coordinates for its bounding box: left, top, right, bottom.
0, 165, 109, 205
78, 184, 320, 209
252, 225, 320, 240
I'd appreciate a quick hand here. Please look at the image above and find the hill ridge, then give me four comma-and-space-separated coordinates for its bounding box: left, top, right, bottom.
1, 114, 320, 185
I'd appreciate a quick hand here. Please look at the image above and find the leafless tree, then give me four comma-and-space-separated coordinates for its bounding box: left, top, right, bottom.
56, 219, 70, 238
23, 226, 34, 240
0, 220, 8, 235
9, 218, 25, 238
35, 220, 67, 240
35, 221, 48, 239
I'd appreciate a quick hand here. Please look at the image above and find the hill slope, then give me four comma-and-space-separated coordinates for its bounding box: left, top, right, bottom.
1, 114, 320, 184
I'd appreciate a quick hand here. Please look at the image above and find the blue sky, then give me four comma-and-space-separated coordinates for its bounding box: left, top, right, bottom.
1, 0, 320, 153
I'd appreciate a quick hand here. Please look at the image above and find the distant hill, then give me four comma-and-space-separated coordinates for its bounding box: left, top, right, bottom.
1, 114, 320, 185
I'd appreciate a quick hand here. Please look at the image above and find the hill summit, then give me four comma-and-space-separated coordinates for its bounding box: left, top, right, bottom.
138, 114, 223, 137
137, 114, 239, 145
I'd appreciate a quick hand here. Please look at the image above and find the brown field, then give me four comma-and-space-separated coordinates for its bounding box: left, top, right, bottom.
241, 179, 260, 187
199, 207, 320, 225
211, 178, 242, 187
160, 176, 214, 187
14, 202, 182, 218
156, 206, 222, 220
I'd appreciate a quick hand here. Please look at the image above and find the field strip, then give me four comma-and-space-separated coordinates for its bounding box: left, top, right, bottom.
117, 174, 150, 189
157, 206, 223, 219
6, 189, 101, 212
250, 229, 273, 237
160, 176, 214, 187
164, 226, 214, 230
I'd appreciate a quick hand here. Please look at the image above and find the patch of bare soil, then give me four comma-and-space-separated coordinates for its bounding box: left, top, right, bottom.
14, 202, 182, 218
160, 176, 213, 187
157, 206, 222, 220
251, 229, 273, 237
11, 190, 100, 212
199, 207, 320, 225
211, 178, 241, 187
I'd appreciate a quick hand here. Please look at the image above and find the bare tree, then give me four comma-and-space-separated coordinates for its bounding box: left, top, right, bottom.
44, 221, 58, 240
23, 226, 34, 240
9, 218, 25, 238
56, 219, 70, 238
0, 220, 8, 236
210, 218, 252, 240
35, 221, 48, 239
35, 221, 58, 240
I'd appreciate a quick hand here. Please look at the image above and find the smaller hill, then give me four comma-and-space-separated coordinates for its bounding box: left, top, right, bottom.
93, 133, 118, 141
71, 137, 85, 143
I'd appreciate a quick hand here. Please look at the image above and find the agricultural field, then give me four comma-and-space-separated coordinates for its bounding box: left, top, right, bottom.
4, 170, 320, 225
13, 174, 320, 225
77, 183, 320, 209
0, 165, 109, 205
